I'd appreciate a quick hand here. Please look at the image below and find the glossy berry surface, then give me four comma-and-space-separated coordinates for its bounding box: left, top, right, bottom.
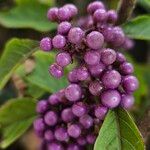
68, 124, 81, 138
86, 31, 104, 50
56, 52, 71, 67
49, 63, 63, 78
40, 37, 52, 51
65, 84, 82, 101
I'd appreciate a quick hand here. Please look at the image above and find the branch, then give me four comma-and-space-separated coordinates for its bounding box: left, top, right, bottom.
138, 107, 150, 144
116, 0, 137, 25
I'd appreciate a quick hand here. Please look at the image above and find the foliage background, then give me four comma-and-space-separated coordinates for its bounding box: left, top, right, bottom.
0, 0, 149, 150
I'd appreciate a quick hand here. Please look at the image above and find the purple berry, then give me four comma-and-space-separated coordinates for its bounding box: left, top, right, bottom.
93, 9, 107, 22
101, 26, 114, 42
76, 67, 90, 81
40, 37, 52, 51
65, 84, 82, 101
86, 31, 104, 50
56, 52, 71, 67
64, 4, 78, 17
112, 27, 125, 47
36, 100, 48, 113
35, 130, 43, 138
68, 68, 78, 83
54, 127, 69, 142
49, 63, 63, 78
120, 62, 134, 75
47, 7, 58, 22
48, 142, 64, 150
79, 115, 93, 129
33, 118, 45, 131
58, 7, 71, 21
95, 105, 108, 120
52, 35, 66, 49
68, 27, 84, 44
86, 134, 96, 144
77, 137, 87, 146
68, 124, 81, 138
77, 16, 94, 29
88, 62, 105, 77
122, 38, 134, 50
57, 89, 67, 103
87, 1, 105, 14
116, 52, 126, 63
67, 144, 81, 150
48, 93, 59, 105
89, 80, 103, 96
101, 48, 116, 65
84, 51, 100, 65
58, 21, 72, 35
101, 90, 121, 108
44, 130, 54, 141
94, 118, 101, 125
40, 141, 47, 150
102, 70, 121, 89
72, 102, 87, 117
121, 94, 134, 109
122, 75, 139, 92
61, 108, 75, 122
44, 111, 58, 126
107, 10, 118, 24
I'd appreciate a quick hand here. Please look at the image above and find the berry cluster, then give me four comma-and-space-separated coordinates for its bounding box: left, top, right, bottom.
34, 89, 104, 150
35, 1, 138, 150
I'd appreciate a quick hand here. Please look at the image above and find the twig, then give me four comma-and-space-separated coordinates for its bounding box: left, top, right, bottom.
138, 107, 150, 144
116, 0, 137, 25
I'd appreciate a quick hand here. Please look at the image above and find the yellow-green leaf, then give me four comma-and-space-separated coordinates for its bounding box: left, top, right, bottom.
0, 38, 38, 90
0, 98, 36, 148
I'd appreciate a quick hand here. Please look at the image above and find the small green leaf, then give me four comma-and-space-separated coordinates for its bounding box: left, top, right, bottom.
0, 98, 36, 148
94, 108, 145, 150
123, 15, 150, 40
0, 38, 38, 90
27, 51, 68, 93
0, 2, 56, 32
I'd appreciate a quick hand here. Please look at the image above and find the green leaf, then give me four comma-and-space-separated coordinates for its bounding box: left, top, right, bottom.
0, 117, 35, 149
0, 98, 36, 148
15, 63, 46, 99
123, 15, 150, 40
94, 108, 145, 150
0, 38, 39, 90
0, 1, 56, 32
138, 0, 150, 11
25, 82, 46, 99
27, 51, 68, 93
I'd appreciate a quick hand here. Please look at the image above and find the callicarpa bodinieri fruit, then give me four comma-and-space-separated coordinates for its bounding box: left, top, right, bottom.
34, 1, 138, 150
